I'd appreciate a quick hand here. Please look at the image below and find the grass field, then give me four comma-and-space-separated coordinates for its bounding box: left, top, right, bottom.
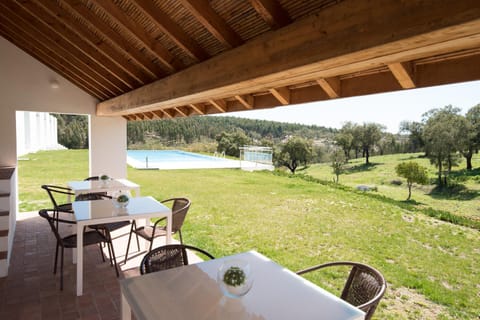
18, 150, 480, 319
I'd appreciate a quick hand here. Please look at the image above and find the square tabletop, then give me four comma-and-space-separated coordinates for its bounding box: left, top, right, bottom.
120, 251, 365, 320
68, 178, 140, 196
72, 196, 169, 225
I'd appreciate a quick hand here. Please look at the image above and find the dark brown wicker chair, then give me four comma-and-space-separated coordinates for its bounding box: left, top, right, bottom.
41, 184, 74, 212
139, 244, 215, 275
39, 209, 119, 290
296, 261, 386, 320
124, 197, 191, 263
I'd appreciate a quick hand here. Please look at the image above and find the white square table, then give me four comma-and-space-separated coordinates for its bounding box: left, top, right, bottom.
120, 251, 365, 320
68, 178, 141, 198
73, 196, 172, 296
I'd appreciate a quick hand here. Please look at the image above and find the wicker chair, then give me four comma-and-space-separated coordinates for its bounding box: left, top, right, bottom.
41, 184, 74, 212
39, 209, 119, 290
124, 197, 191, 263
139, 244, 215, 275
296, 261, 386, 320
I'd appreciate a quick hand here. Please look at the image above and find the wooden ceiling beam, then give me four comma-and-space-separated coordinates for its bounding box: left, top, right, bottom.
235, 94, 254, 109
316, 77, 341, 98
189, 103, 206, 115
97, 0, 480, 116
173, 107, 187, 117
151, 110, 165, 119
132, 0, 208, 62
90, 0, 183, 73
162, 109, 175, 118
62, 0, 162, 79
249, 0, 291, 30
0, 21, 106, 100
209, 99, 228, 113
269, 87, 290, 105
388, 62, 416, 89
15, 0, 131, 93
179, 0, 243, 49
0, 2, 117, 97
36, 0, 146, 87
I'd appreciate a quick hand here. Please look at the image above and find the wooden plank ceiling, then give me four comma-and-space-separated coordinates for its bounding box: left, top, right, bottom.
1, 0, 480, 121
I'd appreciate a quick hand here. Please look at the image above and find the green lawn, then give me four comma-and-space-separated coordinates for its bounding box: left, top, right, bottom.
18, 150, 480, 319
304, 153, 480, 220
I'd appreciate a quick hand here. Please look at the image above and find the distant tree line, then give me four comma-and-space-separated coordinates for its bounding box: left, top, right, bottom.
127, 116, 334, 147
53, 114, 88, 149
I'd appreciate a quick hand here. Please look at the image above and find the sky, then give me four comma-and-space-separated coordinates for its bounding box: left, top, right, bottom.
220, 80, 480, 133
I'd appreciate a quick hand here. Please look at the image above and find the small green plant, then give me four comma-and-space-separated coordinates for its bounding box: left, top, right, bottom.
117, 194, 129, 203
100, 174, 109, 180
223, 266, 246, 287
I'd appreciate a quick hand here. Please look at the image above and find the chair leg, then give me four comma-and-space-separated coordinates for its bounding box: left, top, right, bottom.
179, 230, 183, 245
60, 247, 64, 291
99, 244, 106, 262
135, 233, 140, 252
105, 230, 119, 277
54, 241, 59, 274
124, 222, 135, 264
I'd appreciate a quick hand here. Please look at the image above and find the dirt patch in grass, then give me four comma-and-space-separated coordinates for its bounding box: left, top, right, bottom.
380, 287, 451, 319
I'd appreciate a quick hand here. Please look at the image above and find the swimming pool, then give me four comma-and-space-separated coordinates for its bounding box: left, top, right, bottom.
127, 150, 241, 170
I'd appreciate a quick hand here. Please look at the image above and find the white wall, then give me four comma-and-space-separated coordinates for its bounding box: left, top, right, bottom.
90, 115, 127, 178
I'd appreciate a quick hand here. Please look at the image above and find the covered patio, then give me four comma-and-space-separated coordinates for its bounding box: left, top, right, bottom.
0, 0, 479, 318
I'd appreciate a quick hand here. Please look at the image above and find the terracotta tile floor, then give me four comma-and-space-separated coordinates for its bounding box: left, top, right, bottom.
0, 212, 164, 320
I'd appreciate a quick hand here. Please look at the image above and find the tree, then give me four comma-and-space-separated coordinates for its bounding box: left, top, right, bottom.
422, 105, 463, 186
330, 149, 346, 183
462, 104, 480, 170
395, 161, 428, 200
334, 122, 356, 161
216, 129, 251, 157
276, 137, 313, 174
399, 121, 425, 153
357, 123, 385, 164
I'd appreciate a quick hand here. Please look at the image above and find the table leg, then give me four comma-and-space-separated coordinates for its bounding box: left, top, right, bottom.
121, 291, 132, 320
76, 224, 84, 296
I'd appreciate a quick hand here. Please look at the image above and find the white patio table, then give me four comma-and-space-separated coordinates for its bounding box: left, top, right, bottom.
120, 250, 365, 320
73, 196, 172, 296
68, 178, 141, 198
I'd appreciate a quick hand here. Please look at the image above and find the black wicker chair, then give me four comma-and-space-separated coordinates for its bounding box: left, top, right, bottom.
39, 209, 119, 290
124, 197, 191, 263
297, 261, 386, 320
41, 184, 74, 212
139, 244, 215, 275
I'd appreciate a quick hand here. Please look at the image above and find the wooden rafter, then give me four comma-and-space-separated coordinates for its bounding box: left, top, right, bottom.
132, 0, 208, 62
151, 110, 164, 119
174, 107, 187, 117
91, 0, 183, 73
388, 62, 416, 89
249, 0, 291, 30
269, 87, 290, 105
189, 103, 206, 115
209, 99, 228, 113
97, 0, 480, 116
162, 109, 175, 118
36, 0, 146, 87
0, 20, 105, 100
235, 95, 254, 109
13, 0, 131, 93
179, 0, 243, 48
316, 77, 341, 98
61, 0, 162, 79
0, 2, 118, 97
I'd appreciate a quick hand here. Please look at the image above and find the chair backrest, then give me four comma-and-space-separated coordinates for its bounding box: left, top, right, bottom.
84, 176, 99, 181
41, 184, 74, 210
161, 198, 191, 233
297, 261, 386, 320
139, 244, 214, 275
38, 209, 75, 246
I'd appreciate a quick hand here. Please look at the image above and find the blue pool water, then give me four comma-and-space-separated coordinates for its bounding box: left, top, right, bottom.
127, 150, 240, 170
